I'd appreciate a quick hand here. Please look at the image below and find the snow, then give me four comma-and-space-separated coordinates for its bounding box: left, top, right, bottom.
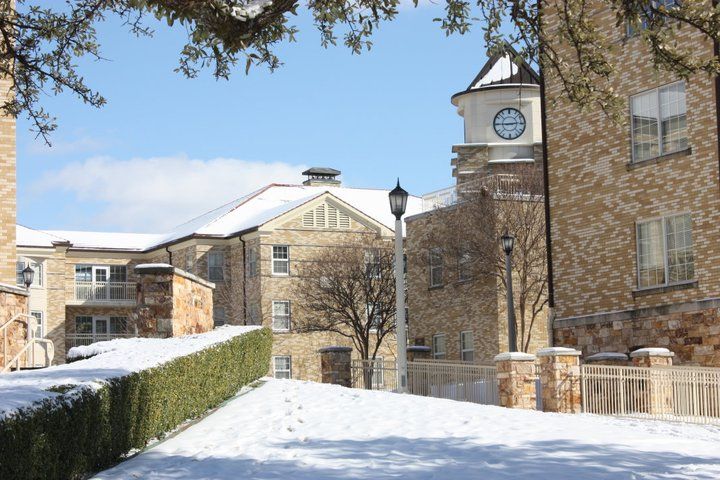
586, 352, 629, 361
473, 54, 518, 88
94, 379, 720, 480
16, 224, 69, 247
536, 347, 582, 357
42, 230, 164, 251
631, 347, 675, 358
494, 351, 536, 361
0, 326, 260, 420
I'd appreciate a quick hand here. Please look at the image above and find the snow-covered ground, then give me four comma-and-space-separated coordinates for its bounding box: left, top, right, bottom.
0, 326, 260, 419
95, 379, 720, 480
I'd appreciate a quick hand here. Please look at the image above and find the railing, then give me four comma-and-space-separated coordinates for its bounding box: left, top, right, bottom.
1, 313, 54, 372
66, 332, 137, 348
351, 359, 499, 406
581, 364, 720, 424
421, 186, 459, 211
420, 174, 542, 212
73, 281, 136, 303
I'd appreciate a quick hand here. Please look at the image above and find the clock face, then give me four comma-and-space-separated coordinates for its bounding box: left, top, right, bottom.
493, 108, 526, 140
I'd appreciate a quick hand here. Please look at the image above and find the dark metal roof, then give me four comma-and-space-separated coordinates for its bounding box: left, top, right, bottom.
302, 167, 341, 177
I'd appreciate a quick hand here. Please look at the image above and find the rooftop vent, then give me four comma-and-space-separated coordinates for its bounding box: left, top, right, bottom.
302, 167, 341, 187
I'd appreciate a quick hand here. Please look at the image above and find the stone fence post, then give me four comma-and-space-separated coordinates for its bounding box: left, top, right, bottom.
407, 345, 431, 362
318, 346, 352, 387
630, 347, 674, 415
537, 347, 582, 414
495, 352, 537, 410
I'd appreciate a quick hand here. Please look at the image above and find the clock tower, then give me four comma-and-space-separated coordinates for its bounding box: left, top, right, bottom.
450, 45, 542, 185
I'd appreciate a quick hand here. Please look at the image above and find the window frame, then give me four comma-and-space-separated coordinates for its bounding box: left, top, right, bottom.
635, 212, 694, 289
30, 311, 44, 338
429, 248, 444, 288
273, 355, 292, 379
457, 249, 472, 282
460, 330, 474, 362
432, 333, 446, 359
271, 300, 291, 332
630, 81, 687, 163
272, 245, 290, 276
207, 251, 225, 282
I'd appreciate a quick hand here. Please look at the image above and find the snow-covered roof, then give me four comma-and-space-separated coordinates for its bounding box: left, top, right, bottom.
473, 55, 519, 88
16, 225, 69, 248
18, 184, 422, 252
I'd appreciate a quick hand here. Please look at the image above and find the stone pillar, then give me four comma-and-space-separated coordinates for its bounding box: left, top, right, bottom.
407, 345, 431, 362
630, 348, 674, 415
537, 347, 582, 413
495, 352, 537, 409
585, 352, 629, 366
318, 346, 352, 387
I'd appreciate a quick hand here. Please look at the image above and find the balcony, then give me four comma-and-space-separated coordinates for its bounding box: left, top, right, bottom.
70, 281, 136, 305
65, 332, 137, 349
421, 174, 542, 212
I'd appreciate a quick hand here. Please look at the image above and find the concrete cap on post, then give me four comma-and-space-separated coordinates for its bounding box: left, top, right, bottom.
536, 347, 582, 357
494, 352, 536, 362
585, 352, 629, 363
629, 347, 674, 358
318, 346, 353, 354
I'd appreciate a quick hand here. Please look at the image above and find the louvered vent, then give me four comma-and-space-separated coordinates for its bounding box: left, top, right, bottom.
302, 203, 351, 229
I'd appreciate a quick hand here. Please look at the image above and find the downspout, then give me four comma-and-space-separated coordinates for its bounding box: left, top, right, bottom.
538, 0, 556, 346
239, 237, 248, 326
165, 246, 173, 266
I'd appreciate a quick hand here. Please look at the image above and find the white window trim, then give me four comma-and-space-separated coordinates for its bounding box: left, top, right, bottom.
207, 251, 225, 282
635, 212, 694, 290
272, 245, 290, 276
460, 330, 474, 362
30, 311, 44, 338
432, 333, 446, 359
630, 81, 686, 163
271, 300, 291, 332
272, 355, 292, 379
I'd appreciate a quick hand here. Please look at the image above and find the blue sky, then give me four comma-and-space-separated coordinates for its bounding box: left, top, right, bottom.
18, 3, 487, 233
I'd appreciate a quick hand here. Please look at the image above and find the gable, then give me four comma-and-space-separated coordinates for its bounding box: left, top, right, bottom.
301, 202, 351, 230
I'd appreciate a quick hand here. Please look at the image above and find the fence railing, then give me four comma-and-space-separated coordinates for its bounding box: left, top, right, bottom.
351, 359, 499, 406
73, 281, 136, 303
581, 364, 720, 424
66, 332, 137, 348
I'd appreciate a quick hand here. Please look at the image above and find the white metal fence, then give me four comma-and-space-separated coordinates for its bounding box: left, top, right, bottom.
74, 281, 136, 302
66, 332, 137, 348
581, 364, 720, 424
351, 359, 499, 406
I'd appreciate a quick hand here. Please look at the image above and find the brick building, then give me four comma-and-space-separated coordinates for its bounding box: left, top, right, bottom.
17, 170, 420, 379
406, 48, 549, 363
544, 7, 720, 365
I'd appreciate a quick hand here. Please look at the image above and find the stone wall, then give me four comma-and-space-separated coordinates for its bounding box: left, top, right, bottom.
133, 265, 214, 337
554, 300, 720, 366
0, 283, 29, 369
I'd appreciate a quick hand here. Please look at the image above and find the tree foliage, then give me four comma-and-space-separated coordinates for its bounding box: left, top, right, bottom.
291, 238, 397, 362
1, 0, 718, 142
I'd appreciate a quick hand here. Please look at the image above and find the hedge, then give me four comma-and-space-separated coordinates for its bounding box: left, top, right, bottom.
0, 327, 272, 480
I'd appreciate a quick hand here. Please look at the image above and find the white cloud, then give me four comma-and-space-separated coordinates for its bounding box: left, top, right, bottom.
33, 155, 309, 232
27, 135, 110, 156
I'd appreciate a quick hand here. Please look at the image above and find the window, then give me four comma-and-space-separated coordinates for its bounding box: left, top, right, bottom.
367, 302, 382, 330
214, 307, 227, 327
16, 259, 43, 287
626, 0, 678, 35
75, 265, 92, 282
109, 316, 128, 334
208, 251, 225, 282
75, 316, 93, 334
365, 250, 381, 279
460, 331, 474, 362
432, 334, 446, 359
272, 301, 291, 331
458, 249, 472, 282
247, 248, 258, 277
30, 311, 44, 338
637, 213, 694, 288
631, 82, 687, 162
109, 266, 127, 283
247, 304, 260, 325
272, 246, 289, 275
273, 356, 292, 379
429, 248, 443, 287
185, 250, 195, 273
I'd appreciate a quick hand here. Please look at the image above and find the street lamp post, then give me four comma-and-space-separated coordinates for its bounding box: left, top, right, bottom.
389, 179, 409, 393
22, 265, 35, 290
501, 232, 518, 352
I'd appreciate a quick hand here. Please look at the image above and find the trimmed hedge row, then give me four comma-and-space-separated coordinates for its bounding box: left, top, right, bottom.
0, 327, 272, 480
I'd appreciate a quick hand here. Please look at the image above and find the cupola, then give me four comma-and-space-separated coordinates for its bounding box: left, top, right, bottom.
302, 167, 342, 187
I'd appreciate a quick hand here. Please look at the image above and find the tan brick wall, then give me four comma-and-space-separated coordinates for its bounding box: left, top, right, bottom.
544, 1, 720, 362
46, 247, 68, 361
0, 76, 16, 284
406, 210, 549, 363
545, 8, 719, 320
